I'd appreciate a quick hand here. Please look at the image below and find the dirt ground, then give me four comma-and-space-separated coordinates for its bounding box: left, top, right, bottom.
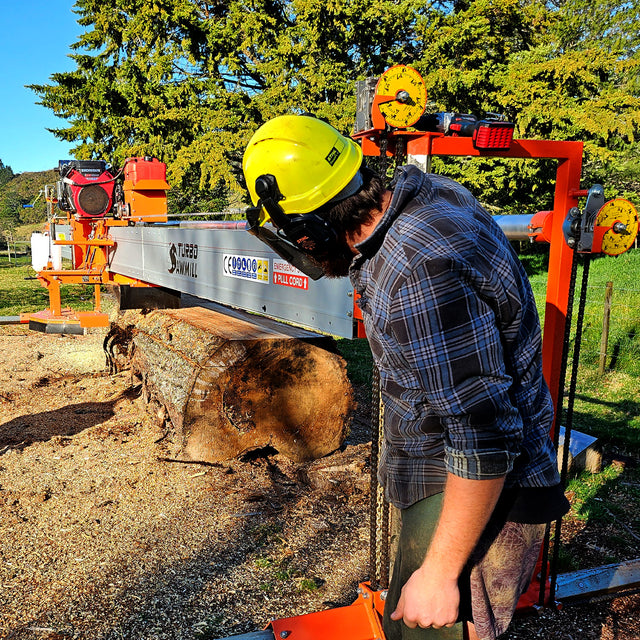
1, 323, 639, 639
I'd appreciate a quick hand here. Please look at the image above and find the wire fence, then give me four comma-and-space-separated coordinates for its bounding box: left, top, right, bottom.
530, 277, 640, 378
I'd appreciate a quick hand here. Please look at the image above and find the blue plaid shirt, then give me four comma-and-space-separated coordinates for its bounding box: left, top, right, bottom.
350, 166, 561, 509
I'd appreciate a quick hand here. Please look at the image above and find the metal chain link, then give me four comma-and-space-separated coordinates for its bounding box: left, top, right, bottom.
368, 363, 382, 589
379, 136, 389, 187
377, 393, 390, 589
369, 364, 390, 590
549, 252, 592, 602
394, 135, 407, 171
367, 132, 408, 591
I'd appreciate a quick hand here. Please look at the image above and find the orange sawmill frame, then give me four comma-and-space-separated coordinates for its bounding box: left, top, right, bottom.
23, 173, 169, 332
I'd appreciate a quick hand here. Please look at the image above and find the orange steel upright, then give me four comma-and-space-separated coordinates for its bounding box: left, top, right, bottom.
354, 129, 584, 415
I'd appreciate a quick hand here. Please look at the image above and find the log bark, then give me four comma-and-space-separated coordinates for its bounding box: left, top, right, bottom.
111, 307, 354, 463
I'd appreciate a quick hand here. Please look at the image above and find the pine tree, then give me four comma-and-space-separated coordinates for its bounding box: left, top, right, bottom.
0, 160, 14, 188
30, 0, 640, 210
30, 0, 429, 203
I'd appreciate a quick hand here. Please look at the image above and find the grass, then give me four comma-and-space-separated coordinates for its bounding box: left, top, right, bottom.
251, 527, 321, 594
566, 463, 626, 522
336, 337, 373, 387
0, 254, 97, 316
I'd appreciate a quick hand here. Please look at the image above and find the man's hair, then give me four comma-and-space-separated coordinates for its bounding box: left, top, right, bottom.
317, 165, 385, 237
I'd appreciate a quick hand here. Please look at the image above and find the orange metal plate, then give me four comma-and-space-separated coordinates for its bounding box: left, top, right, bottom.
269, 584, 385, 640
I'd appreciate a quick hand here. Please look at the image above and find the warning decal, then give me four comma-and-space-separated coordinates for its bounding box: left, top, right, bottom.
273, 259, 309, 290
223, 254, 269, 284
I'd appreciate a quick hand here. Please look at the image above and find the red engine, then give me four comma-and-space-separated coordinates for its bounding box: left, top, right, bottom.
57, 160, 116, 218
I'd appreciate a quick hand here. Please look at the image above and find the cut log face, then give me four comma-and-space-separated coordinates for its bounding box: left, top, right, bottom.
123, 307, 354, 463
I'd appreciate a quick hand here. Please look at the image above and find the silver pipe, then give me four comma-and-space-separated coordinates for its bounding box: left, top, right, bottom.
493, 214, 536, 241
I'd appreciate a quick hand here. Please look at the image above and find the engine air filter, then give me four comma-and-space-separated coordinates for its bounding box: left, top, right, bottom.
78, 184, 111, 216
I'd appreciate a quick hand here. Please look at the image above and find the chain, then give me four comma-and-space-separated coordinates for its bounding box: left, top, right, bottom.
367, 363, 391, 590
537, 244, 578, 605
379, 136, 389, 187
377, 394, 390, 589
536, 245, 593, 605
368, 363, 381, 589
549, 252, 592, 602
394, 134, 407, 169
367, 132, 403, 591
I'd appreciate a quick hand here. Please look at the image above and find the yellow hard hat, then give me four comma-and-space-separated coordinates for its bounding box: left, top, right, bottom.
242, 115, 363, 224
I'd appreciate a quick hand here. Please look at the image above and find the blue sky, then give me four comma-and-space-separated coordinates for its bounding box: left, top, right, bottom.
0, 1, 83, 173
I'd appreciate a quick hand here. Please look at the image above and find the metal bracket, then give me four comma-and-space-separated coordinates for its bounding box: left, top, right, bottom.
562, 184, 605, 252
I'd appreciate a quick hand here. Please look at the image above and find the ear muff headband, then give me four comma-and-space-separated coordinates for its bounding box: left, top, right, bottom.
253, 173, 343, 261
254, 174, 290, 229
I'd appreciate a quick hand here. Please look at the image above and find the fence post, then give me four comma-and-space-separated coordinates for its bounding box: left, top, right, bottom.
598, 281, 613, 375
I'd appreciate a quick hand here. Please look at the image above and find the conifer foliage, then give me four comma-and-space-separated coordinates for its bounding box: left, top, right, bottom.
31, 0, 640, 210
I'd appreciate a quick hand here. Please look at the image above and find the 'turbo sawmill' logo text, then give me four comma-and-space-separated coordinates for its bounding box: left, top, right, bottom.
168, 242, 198, 278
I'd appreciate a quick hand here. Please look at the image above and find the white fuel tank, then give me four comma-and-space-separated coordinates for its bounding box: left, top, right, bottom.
31, 232, 62, 271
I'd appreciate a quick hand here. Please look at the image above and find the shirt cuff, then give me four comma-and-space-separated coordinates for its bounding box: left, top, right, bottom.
444, 446, 518, 480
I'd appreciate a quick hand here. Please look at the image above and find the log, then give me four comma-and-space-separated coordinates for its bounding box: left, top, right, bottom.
112, 307, 354, 463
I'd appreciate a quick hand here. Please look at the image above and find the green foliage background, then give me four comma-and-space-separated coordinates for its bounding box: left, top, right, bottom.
20, 0, 639, 214
0, 166, 57, 242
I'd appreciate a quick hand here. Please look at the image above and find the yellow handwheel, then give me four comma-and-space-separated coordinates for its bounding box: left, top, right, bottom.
595, 199, 639, 256
374, 65, 427, 129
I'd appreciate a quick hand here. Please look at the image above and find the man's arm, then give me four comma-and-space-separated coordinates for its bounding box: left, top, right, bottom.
390, 473, 505, 629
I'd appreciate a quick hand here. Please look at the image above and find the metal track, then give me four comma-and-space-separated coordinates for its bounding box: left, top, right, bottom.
107, 224, 355, 338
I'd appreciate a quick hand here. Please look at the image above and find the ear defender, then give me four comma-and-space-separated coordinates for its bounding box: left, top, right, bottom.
254, 174, 345, 262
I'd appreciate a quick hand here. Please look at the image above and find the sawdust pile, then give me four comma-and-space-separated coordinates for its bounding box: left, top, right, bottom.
1, 324, 638, 639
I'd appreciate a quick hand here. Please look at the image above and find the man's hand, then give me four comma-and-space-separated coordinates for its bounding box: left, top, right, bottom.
390, 564, 459, 629
389, 474, 506, 630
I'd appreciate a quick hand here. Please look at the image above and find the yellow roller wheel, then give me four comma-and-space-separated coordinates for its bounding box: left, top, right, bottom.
375, 65, 427, 129
595, 199, 638, 256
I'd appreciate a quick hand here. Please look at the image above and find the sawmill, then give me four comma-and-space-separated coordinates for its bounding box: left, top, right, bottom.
19, 65, 640, 640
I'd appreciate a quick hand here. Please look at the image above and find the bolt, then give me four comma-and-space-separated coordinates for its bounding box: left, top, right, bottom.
279, 631, 291, 639
395, 90, 411, 104
380, 590, 388, 601
567, 237, 576, 247
613, 222, 628, 234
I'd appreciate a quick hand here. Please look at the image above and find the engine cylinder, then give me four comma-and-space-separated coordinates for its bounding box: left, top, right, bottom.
57, 160, 115, 217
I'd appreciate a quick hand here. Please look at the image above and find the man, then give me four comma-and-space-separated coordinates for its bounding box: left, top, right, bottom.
242, 114, 569, 640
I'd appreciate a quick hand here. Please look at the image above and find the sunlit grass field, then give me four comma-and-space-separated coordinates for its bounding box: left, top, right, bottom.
0, 254, 96, 317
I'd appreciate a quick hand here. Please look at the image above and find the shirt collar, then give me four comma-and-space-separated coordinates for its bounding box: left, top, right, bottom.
352, 165, 429, 264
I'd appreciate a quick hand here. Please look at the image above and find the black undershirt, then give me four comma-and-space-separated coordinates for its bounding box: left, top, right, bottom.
495, 483, 570, 524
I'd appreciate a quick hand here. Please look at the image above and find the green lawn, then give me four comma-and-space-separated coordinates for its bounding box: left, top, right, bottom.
0, 254, 96, 316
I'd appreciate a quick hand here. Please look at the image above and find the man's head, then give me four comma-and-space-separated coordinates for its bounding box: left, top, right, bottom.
242, 114, 385, 277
